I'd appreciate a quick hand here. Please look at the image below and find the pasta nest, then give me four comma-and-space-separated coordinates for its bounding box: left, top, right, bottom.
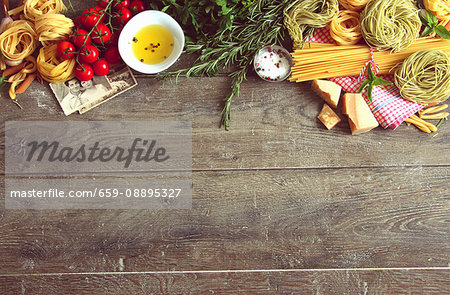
394, 49, 450, 104
360, 0, 421, 52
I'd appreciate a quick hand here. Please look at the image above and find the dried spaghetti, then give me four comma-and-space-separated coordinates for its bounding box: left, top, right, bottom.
289, 38, 450, 82
394, 49, 450, 104
360, 0, 420, 52
0, 20, 38, 62
284, 0, 339, 45
329, 10, 362, 45
35, 14, 74, 46
338, 0, 369, 11
37, 43, 75, 83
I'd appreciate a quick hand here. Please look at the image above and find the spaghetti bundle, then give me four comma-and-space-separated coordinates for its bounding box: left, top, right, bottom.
289, 38, 450, 82
338, 0, 369, 11
394, 49, 450, 104
37, 43, 75, 83
35, 14, 74, 46
0, 20, 38, 62
329, 10, 362, 45
284, 0, 339, 44
360, 0, 421, 52
424, 0, 450, 21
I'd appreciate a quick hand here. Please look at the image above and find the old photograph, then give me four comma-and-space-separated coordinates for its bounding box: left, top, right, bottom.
50, 75, 112, 116
79, 63, 138, 114
50, 63, 137, 115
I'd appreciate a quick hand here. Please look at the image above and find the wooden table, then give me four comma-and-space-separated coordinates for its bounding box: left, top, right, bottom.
1, 1, 449, 293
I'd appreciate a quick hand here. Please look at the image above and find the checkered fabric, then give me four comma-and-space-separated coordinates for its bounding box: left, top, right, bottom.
309, 27, 424, 130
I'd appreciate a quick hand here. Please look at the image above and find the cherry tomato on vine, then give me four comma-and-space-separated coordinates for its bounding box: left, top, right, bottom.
93, 59, 110, 76
79, 7, 102, 29
79, 45, 100, 63
129, 0, 145, 14
107, 29, 121, 45
92, 23, 111, 44
71, 28, 91, 48
57, 41, 76, 60
104, 46, 122, 64
114, 0, 129, 9
97, 0, 129, 10
75, 63, 94, 81
94, 6, 107, 22
114, 7, 132, 25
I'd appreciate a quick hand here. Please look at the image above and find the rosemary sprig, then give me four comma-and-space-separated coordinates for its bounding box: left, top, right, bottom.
160, 0, 290, 130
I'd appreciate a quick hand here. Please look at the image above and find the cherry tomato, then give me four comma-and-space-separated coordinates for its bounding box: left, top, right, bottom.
57, 41, 76, 60
75, 63, 94, 81
94, 6, 107, 22
71, 28, 91, 48
92, 23, 111, 44
114, 7, 132, 25
107, 29, 121, 45
104, 46, 122, 64
129, 0, 145, 14
97, 0, 129, 9
79, 7, 102, 29
73, 15, 82, 28
114, 0, 129, 10
93, 59, 110, 76
79, 45, 99, 63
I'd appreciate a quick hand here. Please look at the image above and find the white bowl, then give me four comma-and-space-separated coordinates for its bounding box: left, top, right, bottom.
118, 10, 184, 74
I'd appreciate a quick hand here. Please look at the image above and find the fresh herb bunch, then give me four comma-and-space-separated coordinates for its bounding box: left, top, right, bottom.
147, 0, 253, 44
154, 0, 290, 129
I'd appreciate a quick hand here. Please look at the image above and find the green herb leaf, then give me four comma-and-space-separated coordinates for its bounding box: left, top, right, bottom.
357, 79, 370, 93
427, 9, 438, 26
435, 25, 450, 40
373, 77, 392, 86
357, 64, 392, 103
421, 25, 434, 37
0, 76, 7, 88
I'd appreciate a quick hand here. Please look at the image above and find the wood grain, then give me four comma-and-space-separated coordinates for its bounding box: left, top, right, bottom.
0, 167, 448, 274
1, 75, 449, 170
1, 269, 449, 294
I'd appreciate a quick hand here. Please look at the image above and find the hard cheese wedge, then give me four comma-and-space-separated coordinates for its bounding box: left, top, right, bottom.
318, 103, 341, 130
342, 93, 379, 135
312, 79, 342, 109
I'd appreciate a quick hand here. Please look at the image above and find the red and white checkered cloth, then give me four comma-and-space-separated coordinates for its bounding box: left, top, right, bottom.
309, 28, 424, 130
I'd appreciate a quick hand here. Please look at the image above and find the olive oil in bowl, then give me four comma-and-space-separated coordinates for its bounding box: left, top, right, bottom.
132, 24, 174, 65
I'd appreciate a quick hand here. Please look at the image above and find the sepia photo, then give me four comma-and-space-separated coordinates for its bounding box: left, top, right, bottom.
50, 63, 137, 115
79, 63, 138, 114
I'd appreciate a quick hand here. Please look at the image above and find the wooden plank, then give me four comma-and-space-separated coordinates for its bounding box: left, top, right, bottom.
0, 269, 449, 294
0, 167, 448, 273
1, 75, 449, 170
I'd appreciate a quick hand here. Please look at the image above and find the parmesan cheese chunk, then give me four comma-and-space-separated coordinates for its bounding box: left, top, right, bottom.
312, 79, 342, 109
318, 103, 341, 130
342, 93, 379, 135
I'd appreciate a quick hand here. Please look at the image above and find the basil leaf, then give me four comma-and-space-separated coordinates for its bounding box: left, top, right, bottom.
421, 25, 434, 37
435, 25, 450, 40
373, 77, 392, 86
418, 11, 429, 26
357, 79, 370, 93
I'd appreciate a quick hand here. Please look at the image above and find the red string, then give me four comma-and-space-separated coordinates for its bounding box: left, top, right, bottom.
359, 48, 380, 81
